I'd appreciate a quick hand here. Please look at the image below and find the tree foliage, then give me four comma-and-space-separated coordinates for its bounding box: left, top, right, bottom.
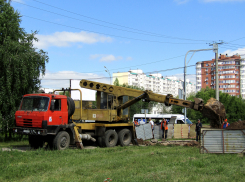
0, 0, 49, 138
171, 87, 245, 124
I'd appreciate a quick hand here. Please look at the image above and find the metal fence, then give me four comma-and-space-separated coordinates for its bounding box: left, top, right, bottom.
135, 124, 196, 140
135, 124, 174, 140
201, 129, 245, 153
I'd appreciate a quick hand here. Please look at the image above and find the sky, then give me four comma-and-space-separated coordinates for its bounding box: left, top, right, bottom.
11, 0, 245, 89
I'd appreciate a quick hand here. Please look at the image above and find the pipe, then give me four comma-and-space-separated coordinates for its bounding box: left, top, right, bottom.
79, 134, 96, 142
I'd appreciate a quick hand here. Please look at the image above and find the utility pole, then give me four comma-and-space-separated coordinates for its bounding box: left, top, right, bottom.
209, 41, 223, 101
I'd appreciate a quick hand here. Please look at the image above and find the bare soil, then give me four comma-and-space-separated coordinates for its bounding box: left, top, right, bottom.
201, 98, 226, 128
136, 138, 199, 147
226, 120, 245, 129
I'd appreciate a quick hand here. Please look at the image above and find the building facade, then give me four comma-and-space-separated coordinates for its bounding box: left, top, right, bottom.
113, 69, 195, 97
196, 54, 245, 98
113, 70, 196, 114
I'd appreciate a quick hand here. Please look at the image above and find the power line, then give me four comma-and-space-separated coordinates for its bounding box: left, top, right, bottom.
56, 54, 186, 74
12, 0, 209, 41
228, 37, 245, 43
226, 43, 245, 47
22, 15, 205, 45
40, 64, 196, 80
22, 0, 211, 42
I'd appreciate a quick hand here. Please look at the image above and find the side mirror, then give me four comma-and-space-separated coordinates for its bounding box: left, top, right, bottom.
50, 100, 55, 110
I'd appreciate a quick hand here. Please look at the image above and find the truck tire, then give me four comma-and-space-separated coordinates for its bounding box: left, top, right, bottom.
53, 131, 70, 150
103, 130, 118, 147
67, 97, 75, 118
118, 129, 132, 146
29, 135, 44, 149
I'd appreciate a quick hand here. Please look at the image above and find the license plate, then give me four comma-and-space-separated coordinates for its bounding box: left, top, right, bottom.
23, 130, 30, 133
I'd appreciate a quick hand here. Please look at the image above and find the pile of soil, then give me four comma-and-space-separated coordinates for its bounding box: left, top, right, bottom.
226, 120, 245, 129
137, 138, 145, 145
201, 98, 226, 128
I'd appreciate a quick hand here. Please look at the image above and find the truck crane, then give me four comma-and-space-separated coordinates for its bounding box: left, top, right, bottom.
13, 79, 226, 150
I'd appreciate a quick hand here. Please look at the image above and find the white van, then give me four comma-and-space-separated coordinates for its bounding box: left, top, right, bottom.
133, 114, 193, 125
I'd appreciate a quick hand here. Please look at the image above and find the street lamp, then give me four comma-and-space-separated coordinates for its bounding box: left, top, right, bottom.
104, 66, 111, 84
184, 48, 217, 123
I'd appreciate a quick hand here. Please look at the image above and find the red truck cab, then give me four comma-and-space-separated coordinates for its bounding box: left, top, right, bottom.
14, 93, 69, 134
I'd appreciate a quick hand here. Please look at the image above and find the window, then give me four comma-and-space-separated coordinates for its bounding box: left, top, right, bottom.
206, 73, 208, 75
19, 96, 50, 111
53, 99, 61, 111
206, 63, 209, 66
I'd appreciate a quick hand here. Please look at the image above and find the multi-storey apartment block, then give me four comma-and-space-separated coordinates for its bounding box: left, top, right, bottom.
113, 70, 196, 114
113, 69, 196, 97
196, 54, 245, 98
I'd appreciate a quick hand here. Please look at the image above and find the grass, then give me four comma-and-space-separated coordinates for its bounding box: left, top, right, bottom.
0, 142, 245, 182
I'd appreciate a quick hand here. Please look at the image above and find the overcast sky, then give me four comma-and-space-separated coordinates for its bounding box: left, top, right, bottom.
11, 0, 245, 89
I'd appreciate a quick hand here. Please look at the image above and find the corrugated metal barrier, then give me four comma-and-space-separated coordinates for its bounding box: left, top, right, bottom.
201, 129, 245, 154
135, 124, 174, 140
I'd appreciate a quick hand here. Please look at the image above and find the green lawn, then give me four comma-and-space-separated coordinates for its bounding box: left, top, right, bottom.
0, 142, 244, 182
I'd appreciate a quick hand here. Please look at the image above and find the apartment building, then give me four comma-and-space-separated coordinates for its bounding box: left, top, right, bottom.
196, 54, 245, 98
113, 70, 196, 114
113, 70, 196, 98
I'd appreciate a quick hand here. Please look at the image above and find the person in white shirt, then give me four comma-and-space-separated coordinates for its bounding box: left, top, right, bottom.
149, 118, 154, 139
139, 118, 145, 125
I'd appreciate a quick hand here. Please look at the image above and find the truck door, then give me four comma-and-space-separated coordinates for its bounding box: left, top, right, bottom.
50, 99, 63, 125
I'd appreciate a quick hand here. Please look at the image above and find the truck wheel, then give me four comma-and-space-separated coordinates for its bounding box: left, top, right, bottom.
118, 129, 132, 146
53, 131, 70, 150
29, 135, 44, 149
67, 97, 75, 118
103, 130, 118, 147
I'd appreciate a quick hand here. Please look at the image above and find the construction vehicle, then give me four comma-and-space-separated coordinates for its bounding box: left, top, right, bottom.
13, 79, 226, 150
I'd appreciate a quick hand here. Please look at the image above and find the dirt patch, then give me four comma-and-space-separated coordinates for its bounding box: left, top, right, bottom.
136, 139, 199, 147
226, 120, 245, 129
137, 138, 145, 145
201, 98, 226, 128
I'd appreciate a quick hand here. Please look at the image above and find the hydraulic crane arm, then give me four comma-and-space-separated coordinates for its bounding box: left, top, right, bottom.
80, 79, 204, 111
80, 79, 225, 127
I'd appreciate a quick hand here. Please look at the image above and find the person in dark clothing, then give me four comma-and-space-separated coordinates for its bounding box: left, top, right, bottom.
196, 119, 202, 141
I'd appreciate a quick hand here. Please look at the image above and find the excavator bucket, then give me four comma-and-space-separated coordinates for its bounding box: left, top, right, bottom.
200, 98, 226, 128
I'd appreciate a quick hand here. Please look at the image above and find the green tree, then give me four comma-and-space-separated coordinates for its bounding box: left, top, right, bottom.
0, 0, 49, 139
59, 91, 70, 97
113, 78, 119, 86
172, 87, 245, 124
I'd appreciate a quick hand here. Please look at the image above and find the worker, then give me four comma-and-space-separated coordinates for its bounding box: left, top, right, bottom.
134, 119, 139, 127
149, 118, 154, 139
221, 119, 230, 129
161, 118, 168, 139
139, 118, 145, 125
195, 119, 202, 141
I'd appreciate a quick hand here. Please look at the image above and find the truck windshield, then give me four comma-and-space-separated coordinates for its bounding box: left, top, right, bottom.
19, 96, 50, 111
